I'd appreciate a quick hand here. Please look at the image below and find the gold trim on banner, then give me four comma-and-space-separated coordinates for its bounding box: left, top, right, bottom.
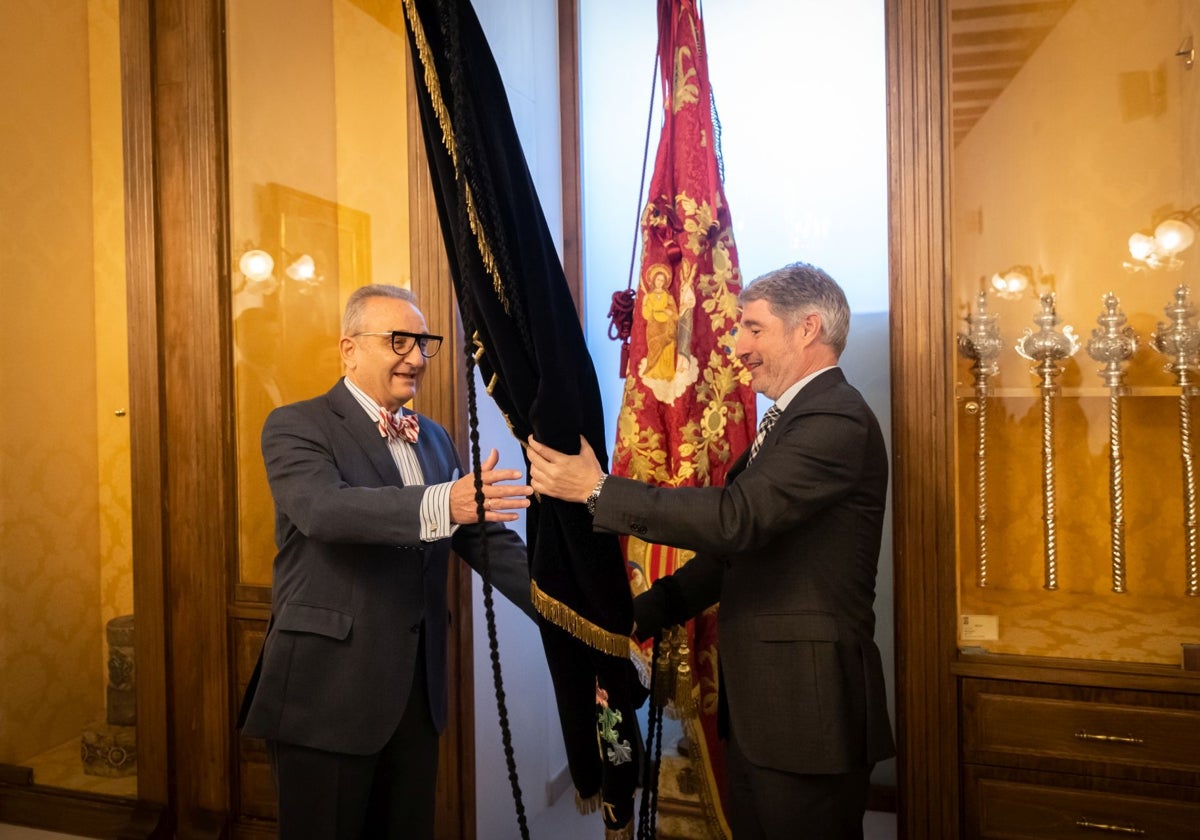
400, 0, 510, 313
681, 712, 732, 840
531, 579, 633, 658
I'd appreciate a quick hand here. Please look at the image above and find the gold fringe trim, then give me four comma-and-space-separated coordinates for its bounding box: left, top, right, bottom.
605, 822, 634, 840
400, 0, 509, 313
532, 579, 632, 658
575, 789, 601, 815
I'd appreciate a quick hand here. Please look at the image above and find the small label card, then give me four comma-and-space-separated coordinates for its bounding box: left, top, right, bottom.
960, 614, 999, 641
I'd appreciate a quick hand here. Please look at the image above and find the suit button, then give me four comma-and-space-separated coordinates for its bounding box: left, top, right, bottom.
631, 523, 647, 535
409, 623, 421, 634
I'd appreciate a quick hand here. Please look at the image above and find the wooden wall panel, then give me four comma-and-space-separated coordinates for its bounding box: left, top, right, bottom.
885, 0, 960, 836
150, 0, 234, 829
120, 0, 170, 816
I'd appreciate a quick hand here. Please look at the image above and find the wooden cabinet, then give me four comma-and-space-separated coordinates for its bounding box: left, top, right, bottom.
886, 2, 1200, 835
965, 770, 1200, 839
957, 665, 1200, 838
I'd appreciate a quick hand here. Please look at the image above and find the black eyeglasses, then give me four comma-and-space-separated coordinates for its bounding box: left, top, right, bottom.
353, 331, 444, 358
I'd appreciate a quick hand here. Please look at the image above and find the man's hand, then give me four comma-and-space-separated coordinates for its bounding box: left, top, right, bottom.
449, 448, 532, 523
526, 435, 604, 503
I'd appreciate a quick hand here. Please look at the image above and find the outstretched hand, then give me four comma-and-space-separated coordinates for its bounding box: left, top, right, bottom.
449, 448, 532, 524
526, 435, 604, 503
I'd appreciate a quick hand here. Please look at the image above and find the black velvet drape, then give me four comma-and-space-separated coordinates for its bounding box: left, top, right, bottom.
401, 0, 645, 832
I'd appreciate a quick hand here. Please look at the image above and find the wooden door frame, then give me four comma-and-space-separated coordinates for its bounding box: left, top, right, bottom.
885, 0, 960, 836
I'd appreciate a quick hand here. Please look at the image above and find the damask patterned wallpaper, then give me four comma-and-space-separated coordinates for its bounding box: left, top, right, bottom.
0, 0, 131, 767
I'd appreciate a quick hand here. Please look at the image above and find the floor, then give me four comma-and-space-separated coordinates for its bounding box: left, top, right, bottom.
2, 785, 897, 840
2, 808, 897, 839
527, 788, 898, 840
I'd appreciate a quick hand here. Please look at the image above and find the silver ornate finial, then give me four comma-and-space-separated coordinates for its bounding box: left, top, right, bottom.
1015, 292, 1082, 380
1086, 293, 1138, 594
957, 291, 1003, 387
1087, 293, 1138, 392
1151, 284, 1200, 381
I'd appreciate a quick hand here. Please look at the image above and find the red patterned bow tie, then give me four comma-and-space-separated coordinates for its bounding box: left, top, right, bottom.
378, 408, 419, 443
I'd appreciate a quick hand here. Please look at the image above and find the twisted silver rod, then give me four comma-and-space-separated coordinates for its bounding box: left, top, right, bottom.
1040, 365, 1058, 590
975, 395, 989, 587
1108, 391, 1126, 593
1181, 372, 1199, 596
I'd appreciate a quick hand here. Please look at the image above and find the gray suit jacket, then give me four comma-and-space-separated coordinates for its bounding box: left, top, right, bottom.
239, 379, 533, 755
602, 368, 894, 775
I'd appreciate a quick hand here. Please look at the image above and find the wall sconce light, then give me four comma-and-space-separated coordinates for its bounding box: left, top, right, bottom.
990, 265, 1032, 299
1125, 206, 1199, 271
988, 264, 1055, 302
236, 246, 322, 295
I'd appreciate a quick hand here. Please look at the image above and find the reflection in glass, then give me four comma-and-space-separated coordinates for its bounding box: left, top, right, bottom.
0, 0, 135, 796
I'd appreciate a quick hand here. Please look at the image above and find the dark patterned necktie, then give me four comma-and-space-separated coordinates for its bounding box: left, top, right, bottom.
748, 404, 782, 463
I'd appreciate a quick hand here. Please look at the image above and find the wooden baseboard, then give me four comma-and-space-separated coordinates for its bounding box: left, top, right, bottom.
0, 785, 166, 839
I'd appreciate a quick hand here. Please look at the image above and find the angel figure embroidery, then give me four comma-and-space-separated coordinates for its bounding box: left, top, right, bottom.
641, 265, 678, 381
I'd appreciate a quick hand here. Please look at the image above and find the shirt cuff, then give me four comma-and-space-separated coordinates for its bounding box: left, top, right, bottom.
420, 482, 459, 542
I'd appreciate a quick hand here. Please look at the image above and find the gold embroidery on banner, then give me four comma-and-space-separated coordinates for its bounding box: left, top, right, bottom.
399, 0, 510, 313
681, 710, 732, 839
530, 579, 633, 658
618, 190, 748, 490
672, 45, 699, 113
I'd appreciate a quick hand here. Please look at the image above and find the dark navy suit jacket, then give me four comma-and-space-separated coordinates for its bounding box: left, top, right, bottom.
239, 379, 532, 755
607, 368, 894, 774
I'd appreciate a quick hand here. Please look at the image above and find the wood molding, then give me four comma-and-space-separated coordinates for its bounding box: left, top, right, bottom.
0, 787, 167, 839
120, 0, 171, 813
886, 0, 960, 836
557, 0, 583, 318
150, 0, 235, 822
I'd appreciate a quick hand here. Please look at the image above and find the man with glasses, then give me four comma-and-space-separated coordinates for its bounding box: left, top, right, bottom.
239, 284, 536, 839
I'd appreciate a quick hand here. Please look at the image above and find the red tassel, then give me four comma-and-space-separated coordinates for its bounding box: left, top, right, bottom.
608, 289, 636, 379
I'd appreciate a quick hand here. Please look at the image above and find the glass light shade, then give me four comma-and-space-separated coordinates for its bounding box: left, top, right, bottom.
1154, 219, 1195, 256
285, 254, 316, 281
239, 249, 274, 281
990, 268, 1029, 297
1128, 232, 1156, 261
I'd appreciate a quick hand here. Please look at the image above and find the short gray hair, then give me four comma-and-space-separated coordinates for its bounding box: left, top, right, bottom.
342, 284, 419, 336
739, 262, 850, 357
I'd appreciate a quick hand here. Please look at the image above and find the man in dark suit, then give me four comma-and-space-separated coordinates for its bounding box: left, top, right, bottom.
239, 284, 535, 839
527, 262, 894, 839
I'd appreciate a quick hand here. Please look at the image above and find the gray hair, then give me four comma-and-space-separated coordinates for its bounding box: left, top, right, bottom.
739, 262, 850, 357
342, 284, 419, 336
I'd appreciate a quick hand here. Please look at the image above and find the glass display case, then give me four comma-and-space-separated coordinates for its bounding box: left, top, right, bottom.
950, 0, 1200, 669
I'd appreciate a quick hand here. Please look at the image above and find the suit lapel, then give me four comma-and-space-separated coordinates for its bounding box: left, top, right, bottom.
327, 379, 405, 486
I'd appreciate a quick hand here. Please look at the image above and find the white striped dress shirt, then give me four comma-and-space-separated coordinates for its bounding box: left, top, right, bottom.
344, 378, 457, 541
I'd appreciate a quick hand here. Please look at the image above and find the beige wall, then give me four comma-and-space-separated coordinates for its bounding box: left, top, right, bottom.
0, 0, 130, 765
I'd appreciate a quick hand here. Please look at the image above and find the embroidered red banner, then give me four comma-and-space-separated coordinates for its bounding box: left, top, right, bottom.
611, 1, 757, 834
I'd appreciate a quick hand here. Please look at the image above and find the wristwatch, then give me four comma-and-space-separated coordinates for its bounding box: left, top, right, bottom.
585, 473, 608, 516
